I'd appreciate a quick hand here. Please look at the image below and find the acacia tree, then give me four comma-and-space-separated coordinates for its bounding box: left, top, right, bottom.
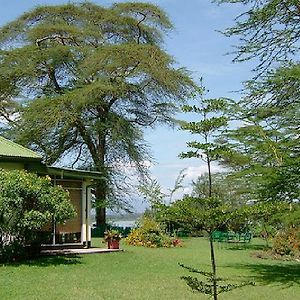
216, 0, 300, 114
216, 0, 300, 73
217, 0, 300, 210
0, 2, 196, 224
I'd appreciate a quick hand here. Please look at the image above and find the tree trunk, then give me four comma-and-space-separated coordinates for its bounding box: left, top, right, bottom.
95, 181, 107, 226
76, 117, 107, 225
209, 233, 218, 300
95, 129, 107, 226
77, 108, 109, 226
206, 140, 217, 299
96, 207, 106, 225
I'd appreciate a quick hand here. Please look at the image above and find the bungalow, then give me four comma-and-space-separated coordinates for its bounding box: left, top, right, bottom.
0, 136, 102, 248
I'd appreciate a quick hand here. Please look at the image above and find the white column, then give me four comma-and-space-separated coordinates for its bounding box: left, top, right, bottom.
86, 182, 92, 247
81, 181, 87, 245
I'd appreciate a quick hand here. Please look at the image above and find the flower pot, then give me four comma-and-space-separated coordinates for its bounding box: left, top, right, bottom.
108, 239, 120, 249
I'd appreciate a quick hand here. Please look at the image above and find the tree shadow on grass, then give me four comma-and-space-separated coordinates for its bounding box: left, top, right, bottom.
230, 262, 300, 287
224, 243, 267, 251
2, 254, 83, 268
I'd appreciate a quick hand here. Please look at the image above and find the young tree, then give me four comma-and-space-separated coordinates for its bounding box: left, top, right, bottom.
0, 2, 196, 225
179, 95, 232, 300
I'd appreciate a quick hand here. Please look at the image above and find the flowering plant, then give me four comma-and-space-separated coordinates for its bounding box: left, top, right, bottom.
104, 230, 122, 242
172, 238, 182, 247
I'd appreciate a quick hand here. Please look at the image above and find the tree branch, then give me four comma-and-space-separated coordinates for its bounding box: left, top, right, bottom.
35, 34, 78, 47
71, 142, 84, 168
137, 12, 147, 44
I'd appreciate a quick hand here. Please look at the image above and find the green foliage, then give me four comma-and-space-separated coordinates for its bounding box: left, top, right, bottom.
217, 1, 300, 235
192, 173, 253, 207
179, 92, 237, 299
138, 178, 166, 208
180, 98, 232, 141
0, 169, 76, 261
156, 194, 287, 236
125, 217, 174, 248
261, 159, 300, 203
139, 169, 187, 212
179, 96, 233, 187
0, 2, 197, 218
232, 201, 289, 248
244, 63, 300, 110
221, 104, 300, 210
217, 0, 300, 73
215, 0, 300, 211
158, 195, 232, 233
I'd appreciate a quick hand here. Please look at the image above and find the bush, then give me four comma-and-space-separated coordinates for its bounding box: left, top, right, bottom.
125, 217, 178, 248
0, 240, 27, 262
272, 227, 300, 257
0, 169, 76, 262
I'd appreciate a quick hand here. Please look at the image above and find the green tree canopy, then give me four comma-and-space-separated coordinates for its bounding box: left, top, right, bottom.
214, 1, 300, 206
0, 2, 197, 223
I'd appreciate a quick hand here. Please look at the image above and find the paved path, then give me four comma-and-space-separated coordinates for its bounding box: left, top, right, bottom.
41, 248, 123, 256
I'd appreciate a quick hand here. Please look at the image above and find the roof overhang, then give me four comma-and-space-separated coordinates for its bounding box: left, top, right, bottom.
26, 163, 103, 180
46, 166, 103, 180
0, 156, 42, 162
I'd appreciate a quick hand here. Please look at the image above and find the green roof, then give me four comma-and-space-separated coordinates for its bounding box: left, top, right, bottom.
46, 166, 103, 180
0, 136, 42, 160
0, 136, 102, 180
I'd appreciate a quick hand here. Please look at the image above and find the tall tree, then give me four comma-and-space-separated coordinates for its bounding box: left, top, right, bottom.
0, 2, 196, 224
216, 0, 300, 205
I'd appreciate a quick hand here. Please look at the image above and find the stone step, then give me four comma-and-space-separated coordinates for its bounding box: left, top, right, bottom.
41, 243, 85, 250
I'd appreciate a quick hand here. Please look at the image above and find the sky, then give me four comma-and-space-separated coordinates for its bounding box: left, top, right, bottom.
0, 0, 254, 211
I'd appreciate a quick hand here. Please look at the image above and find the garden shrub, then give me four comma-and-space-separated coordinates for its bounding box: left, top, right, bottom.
0, 239, 27, 262
272, 227, 300, 256
0, 169, 76, 262
125, 217, 175, 248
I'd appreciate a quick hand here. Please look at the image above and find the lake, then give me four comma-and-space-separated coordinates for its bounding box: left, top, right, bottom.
110, 220, 136, 228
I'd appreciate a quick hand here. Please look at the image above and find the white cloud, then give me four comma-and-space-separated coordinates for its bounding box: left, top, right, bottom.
184, 164, 224, 181
111, 159, 153, 170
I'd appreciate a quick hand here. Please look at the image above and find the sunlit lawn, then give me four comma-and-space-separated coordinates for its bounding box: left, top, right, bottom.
0, 238, 299, 299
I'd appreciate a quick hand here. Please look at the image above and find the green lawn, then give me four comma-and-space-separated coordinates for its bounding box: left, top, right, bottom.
0, 238, 299, 300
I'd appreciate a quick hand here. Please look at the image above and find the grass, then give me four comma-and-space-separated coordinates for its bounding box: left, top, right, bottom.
0, 238, 300, 299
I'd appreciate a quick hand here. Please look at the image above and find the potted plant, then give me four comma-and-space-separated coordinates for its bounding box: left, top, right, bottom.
104, 230, 122, 249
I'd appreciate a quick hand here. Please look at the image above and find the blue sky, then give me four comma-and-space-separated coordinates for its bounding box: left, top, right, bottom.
0, 0, 253, 211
